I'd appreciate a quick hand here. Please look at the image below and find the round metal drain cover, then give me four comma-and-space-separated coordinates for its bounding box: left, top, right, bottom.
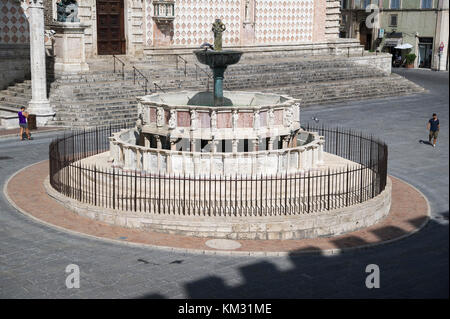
205, 239, 242, 250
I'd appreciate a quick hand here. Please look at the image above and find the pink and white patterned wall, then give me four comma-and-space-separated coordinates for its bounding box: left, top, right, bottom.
0, 0, 30, 45
172, 0, 241, 46
145, 0, 319, 47
254, 0, 314, 43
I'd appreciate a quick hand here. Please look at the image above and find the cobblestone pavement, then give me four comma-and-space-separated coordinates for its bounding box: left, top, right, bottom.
0, 69, 448, 298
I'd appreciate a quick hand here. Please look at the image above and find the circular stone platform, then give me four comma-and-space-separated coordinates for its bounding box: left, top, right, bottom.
47, 151, 385, 240
5, 161, 430, 256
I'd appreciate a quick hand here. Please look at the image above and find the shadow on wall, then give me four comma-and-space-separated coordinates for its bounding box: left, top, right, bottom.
135, 215, 448, 299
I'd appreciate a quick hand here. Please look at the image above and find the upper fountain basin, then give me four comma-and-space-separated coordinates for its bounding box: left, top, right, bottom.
194, 50, 243, 68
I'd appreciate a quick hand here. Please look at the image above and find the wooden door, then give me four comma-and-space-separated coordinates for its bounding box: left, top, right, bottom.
96, 0, 125, 55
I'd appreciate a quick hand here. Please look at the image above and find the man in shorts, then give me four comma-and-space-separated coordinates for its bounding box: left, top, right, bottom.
427, 113, 440, 148
18, 106, 32, 141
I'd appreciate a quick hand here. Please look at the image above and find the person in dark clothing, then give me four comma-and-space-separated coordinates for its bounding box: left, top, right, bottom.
427, 113, 440, 147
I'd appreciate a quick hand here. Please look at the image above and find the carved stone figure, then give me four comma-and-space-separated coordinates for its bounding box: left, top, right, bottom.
211, 110, 217, 131
268, 109, 275, 127
292, 102, 300, 123
57, 0, 80, 23
168, 109, 177, 129
156, 107, 164, 127
284, 107, 293, 128
212, 19, 226, 51
232, 110, 239, 130
190, 110, 198, 131
253, 111, 260, 131
232, 139, 239, 152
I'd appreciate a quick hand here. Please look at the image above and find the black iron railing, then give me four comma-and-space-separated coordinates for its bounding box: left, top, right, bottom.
175, 54, 187, 76
112, 55, 125, 80
112, 55, 165, 94
132, 66, 149, 95
175, 54, 212, 91
49, 124, 388, 216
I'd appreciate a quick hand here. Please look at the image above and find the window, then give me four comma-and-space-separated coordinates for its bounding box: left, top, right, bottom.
422, 0, 433, 9
341, 0, 348, 9
363, 0, 371, 8
390, 14, 398, 26
390, 0, 401, 9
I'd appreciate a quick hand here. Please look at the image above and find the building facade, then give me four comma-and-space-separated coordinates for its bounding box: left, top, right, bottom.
340, 0, 449, 70
0, 0, 347, 90
35, 0, 341, 57
0, 0, 31, 89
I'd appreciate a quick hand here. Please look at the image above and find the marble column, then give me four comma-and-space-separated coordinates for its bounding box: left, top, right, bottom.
232, 139, 239, 153
210, 139, 219, 153
252, 138, 259, 152
170, 138, 177, 151
267, 137, 274, 151
144, 134, 151, 148
155, 136, 162, 149
282, 136, 290, 149
23, 0, 54, 126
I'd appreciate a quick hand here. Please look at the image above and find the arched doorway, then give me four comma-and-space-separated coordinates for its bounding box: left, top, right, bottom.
96, 0, 126, 55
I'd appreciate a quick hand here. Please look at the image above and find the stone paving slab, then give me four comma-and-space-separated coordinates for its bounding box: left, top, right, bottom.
5, 160, 430, 256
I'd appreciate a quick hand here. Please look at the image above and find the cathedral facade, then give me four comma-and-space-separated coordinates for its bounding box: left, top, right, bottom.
42, 0, 341, 57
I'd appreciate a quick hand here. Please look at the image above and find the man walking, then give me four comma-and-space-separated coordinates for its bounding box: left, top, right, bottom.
427, 113, 440, 147
18, 106, 32, 141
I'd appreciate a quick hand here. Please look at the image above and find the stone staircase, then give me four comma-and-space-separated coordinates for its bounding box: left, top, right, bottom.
0, 52, 426, 128
0, 80, 31, 109
0, 80, 32, 128
48, 72, 147, 128
267, 73, 423, 106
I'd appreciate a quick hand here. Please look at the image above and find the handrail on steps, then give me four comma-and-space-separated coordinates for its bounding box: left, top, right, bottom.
175, 54, 212, 92
112, 55, 125, 80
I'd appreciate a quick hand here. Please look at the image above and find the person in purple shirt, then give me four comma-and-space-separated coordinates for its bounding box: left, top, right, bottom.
18, 106, 32, 141
427, 113, 440, 148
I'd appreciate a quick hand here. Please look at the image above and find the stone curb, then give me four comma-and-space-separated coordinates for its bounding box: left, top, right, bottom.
3, 161, 430, 257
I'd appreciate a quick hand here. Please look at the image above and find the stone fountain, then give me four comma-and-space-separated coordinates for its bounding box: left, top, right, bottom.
193, 19, 243, 106
62, 20, 391, 240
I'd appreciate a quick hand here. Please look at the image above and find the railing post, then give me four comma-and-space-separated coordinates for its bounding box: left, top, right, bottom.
94, 166, 97, 206
346, 164, 350, 207
78, 162, 82, 202
96, 126, 99, 155
327, 167, 331, 210
307, 170, 311, 213
112, 168, 116, 209
134, 170, 137, 212
83, 128, 86, 157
